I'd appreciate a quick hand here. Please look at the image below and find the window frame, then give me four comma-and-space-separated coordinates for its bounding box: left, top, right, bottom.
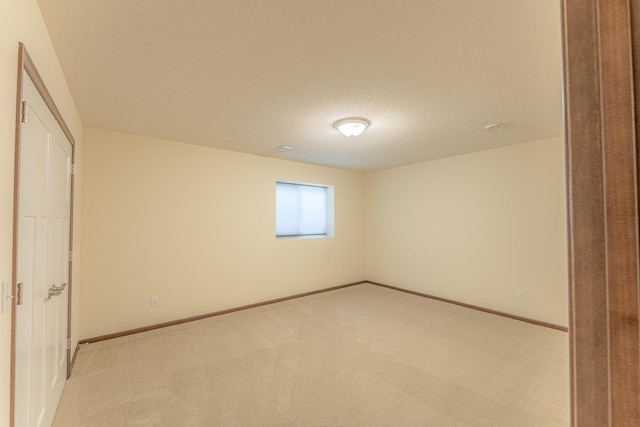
275, 180, 335, 239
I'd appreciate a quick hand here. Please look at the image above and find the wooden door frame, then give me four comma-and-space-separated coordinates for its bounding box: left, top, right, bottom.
10, 43, 76, 426
563, 0, 640, 425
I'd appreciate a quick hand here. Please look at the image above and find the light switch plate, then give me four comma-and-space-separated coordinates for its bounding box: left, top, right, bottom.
2, 280, 12, 314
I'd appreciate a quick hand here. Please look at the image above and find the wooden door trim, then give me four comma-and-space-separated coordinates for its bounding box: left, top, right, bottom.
562, 0, 640, 425
10, 43, 77, 427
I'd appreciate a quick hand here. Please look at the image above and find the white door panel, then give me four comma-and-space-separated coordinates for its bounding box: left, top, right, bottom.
16, 73, 71, 427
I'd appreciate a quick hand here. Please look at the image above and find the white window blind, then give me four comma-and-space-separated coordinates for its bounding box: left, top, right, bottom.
276, 182, 331, 237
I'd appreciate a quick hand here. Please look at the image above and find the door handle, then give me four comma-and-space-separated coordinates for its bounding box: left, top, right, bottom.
48, 286, 61, 300
47, 283, 67, 300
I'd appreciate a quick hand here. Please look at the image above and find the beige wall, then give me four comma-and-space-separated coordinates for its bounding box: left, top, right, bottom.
0, 1, 83, 425
364, 137, 568, 327
79, 128, 365, 338
80, 130, 568, 338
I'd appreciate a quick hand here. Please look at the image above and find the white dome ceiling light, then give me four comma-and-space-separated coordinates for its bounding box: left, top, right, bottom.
334, 117, 370, 138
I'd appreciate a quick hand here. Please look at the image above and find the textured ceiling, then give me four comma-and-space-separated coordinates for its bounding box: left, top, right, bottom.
37, 0, 564, 171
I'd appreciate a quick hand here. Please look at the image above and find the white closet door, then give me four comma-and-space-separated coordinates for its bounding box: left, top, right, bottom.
15, 73, 72, 427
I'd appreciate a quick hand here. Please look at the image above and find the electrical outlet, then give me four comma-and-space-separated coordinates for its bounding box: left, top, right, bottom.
150, 296, 159, 307
516, 290, 525, 300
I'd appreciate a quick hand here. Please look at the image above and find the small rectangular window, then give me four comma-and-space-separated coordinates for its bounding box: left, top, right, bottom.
276, 181, 334, 238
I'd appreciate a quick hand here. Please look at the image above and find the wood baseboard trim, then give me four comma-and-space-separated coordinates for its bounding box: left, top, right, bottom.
79, 279, 567, 344
79, 281, 366, 344
70, 344, 80, 373
366, 281, 569, 332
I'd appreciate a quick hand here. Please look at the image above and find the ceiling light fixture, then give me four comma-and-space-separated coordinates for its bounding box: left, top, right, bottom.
483, 123, 504, 131
334, 117, 370, 138
278, 145, 293, 152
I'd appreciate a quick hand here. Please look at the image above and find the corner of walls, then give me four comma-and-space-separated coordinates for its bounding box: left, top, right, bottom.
364, 137, 569, 327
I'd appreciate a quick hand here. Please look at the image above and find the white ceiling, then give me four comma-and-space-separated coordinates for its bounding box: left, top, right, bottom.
37, 0, 564, 171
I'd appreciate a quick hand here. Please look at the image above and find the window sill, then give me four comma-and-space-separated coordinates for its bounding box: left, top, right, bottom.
276, 235, 334, 240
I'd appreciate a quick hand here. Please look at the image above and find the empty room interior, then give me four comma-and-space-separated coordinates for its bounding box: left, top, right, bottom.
0, 0, 572, 426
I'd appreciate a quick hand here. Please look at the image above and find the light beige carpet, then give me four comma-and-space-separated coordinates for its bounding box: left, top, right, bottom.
53, 283, 569, 426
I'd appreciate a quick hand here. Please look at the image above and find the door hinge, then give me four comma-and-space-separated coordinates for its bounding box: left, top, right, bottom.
21, 101, 28, 124
16, 282, 23, 306
68, 250, 73, 262
70, 164, 76, 175
66, 338, 71, 350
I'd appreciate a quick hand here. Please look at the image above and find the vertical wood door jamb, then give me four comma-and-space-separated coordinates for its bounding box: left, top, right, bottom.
563, 0, 640, 425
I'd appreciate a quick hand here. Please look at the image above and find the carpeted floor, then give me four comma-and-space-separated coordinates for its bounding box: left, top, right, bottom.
53, 283, 569, 426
